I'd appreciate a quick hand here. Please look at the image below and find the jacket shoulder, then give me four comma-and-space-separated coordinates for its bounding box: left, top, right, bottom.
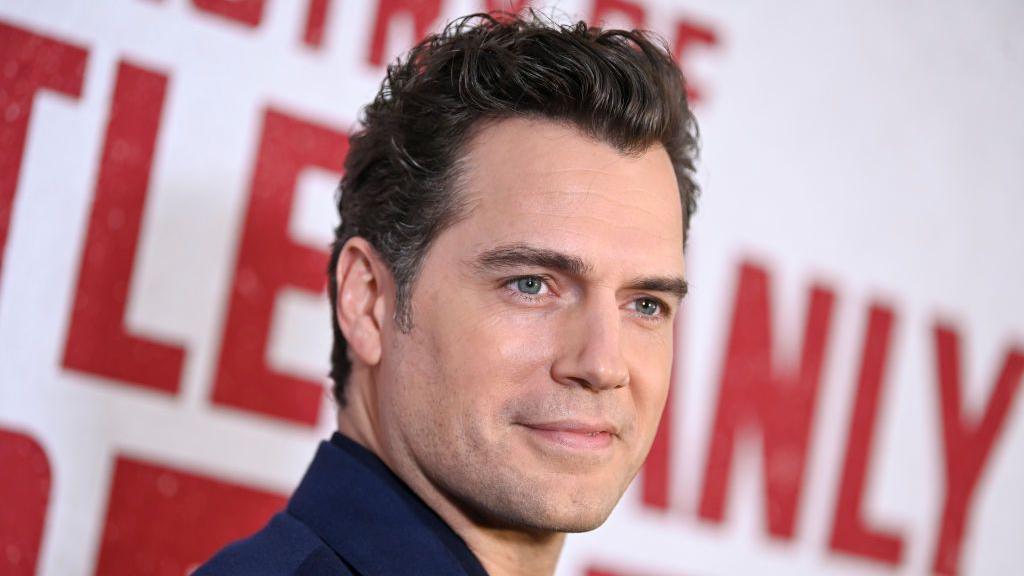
192, 511, 353, 576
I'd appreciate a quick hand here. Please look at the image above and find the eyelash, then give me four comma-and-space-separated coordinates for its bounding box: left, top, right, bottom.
502, 275, 671, 322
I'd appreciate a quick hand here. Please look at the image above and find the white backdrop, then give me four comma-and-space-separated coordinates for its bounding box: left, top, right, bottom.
1, 1, 1022, 575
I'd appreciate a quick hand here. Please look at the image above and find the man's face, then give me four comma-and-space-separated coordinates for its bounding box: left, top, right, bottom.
374, 118, 685, 532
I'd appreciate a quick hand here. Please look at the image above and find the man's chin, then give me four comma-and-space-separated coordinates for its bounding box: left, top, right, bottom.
510, 464, 633, 531
544, 514, 613, 533
523, 498, 622, 533
457, 479, 621, 535
518, 484, 623, 533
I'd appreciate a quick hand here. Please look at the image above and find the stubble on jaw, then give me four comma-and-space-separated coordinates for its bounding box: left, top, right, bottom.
375, 320, 632, 535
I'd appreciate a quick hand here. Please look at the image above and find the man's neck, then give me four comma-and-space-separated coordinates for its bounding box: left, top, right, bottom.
336, 381, 565, 576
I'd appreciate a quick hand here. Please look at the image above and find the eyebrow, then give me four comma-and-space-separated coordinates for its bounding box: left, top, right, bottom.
624, 276, 689, 301
474, 243, 592, 277
472, 243, 688, 301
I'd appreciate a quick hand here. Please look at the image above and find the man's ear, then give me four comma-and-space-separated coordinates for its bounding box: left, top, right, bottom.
335, 237, 391, 367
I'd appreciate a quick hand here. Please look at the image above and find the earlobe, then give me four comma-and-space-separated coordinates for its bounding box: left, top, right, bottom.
335, 238, 388, 367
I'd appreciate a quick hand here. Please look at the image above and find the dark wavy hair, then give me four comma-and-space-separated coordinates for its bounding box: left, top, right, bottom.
327, 12, 700, 405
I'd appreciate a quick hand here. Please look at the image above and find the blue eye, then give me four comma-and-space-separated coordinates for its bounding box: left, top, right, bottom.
634, 297, 662, 317
513, 276, 546, 295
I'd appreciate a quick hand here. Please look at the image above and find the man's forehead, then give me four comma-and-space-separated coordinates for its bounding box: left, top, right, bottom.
452, 118, 685, 261
464, 115, 679, 180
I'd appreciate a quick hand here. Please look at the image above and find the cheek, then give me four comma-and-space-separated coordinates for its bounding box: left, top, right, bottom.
398, 290, 558, 446
623, 330, 674, 440
435, 295, 558, 387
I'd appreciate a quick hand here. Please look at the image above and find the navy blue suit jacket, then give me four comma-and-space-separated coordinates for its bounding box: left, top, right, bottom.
194, 433, 489, 575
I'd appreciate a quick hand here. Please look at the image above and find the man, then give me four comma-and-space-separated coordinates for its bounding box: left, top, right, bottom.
196, 11, 698, 576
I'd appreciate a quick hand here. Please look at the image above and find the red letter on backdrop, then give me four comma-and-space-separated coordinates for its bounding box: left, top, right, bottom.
698, 261, 834, 539
484, 0, 533, 15
829, 304, 904, 565
0, 22, 87, 288
587, 4, 719, 106
591, 0, 646, 28
212, 108, 347, 426
0, 428, 51, 576
673, 20, 718, 104
368, 0, 442, 66
642, 376, 673, 511
303, 0, 333, 48
62, 61, 185, 394
191, 0, 265, 29
931, 324, 1023, 574
94, 456, 286, 576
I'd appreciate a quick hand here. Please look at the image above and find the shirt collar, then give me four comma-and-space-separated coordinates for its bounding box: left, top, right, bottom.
287, 432, 489, 576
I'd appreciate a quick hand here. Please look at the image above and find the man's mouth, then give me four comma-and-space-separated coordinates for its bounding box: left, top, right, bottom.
517, 420, 618, 451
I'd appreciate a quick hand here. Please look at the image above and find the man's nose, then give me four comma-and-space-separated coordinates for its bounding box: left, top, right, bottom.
550, 296, 630, 392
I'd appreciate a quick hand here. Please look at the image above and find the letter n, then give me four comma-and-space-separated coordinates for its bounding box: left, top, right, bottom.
698, 261, 835, 539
